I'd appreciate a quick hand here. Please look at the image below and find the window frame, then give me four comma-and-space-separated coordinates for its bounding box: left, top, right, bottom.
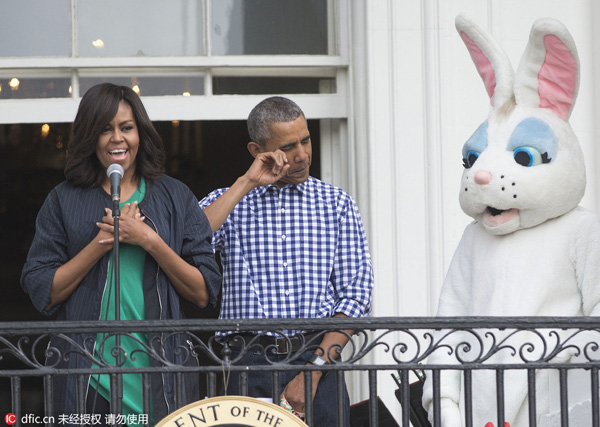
0, 0, 348, 124
0, 0, 353, 198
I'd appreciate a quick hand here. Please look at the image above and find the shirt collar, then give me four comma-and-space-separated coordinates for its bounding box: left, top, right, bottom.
255, 177, 311, 197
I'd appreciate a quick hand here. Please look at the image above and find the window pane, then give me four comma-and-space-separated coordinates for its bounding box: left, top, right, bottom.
213, 77, 335, 95
211, 0, 329, 55
0, 0, 70, 57
77, 1, 204, 57
0, 76, 71, 99
79, 75, 204, 97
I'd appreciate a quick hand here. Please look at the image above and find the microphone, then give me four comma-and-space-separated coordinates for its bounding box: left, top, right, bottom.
107, 164, 124, 215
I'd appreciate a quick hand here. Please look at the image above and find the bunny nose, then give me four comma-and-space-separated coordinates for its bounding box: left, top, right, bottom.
474, 170, 492, 185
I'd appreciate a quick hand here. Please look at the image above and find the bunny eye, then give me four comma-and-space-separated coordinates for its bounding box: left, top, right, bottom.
462, 151, 479, 169
513, 146, 548, 167
508, 118, 557, 164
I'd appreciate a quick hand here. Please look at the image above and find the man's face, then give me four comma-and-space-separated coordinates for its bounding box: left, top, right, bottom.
261, 115, 312, 186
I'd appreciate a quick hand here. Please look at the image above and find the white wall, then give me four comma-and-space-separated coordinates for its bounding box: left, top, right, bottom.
351, 0, 598, 419
359, 0, 597, 319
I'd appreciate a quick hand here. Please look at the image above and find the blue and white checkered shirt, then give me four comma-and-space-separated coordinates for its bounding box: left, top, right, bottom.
199, 177, 373, 336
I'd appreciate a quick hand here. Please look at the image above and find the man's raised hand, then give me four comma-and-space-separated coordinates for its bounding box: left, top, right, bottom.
245, 149, 290, 187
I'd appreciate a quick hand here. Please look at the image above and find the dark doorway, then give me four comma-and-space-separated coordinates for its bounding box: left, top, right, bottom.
0, 119, 320, 322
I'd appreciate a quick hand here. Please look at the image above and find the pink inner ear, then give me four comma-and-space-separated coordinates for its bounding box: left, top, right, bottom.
461, 31, 496, 105
538, 34, 577, 120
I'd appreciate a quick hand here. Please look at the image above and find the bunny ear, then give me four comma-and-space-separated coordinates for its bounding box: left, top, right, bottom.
455, 14, 515, 109
514, 18, 579, 120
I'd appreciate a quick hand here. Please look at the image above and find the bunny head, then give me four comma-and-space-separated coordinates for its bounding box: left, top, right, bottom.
456, 14, 585, 235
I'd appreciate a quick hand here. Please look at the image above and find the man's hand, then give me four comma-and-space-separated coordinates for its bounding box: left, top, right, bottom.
203, 149, 290, 232
281, 371, 322, 414
244, 149, 290, 187
279, 314, 353, 415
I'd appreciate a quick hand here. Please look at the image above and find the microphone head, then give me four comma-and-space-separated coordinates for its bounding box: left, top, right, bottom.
107, 163, 124, 178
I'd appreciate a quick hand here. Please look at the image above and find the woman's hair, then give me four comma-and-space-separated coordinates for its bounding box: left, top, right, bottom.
64, 83, 166, 188
247, 96, 305, 145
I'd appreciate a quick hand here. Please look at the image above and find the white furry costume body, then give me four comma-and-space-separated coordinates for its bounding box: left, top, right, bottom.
422, 14, 600, 427
442, 207, 600, 320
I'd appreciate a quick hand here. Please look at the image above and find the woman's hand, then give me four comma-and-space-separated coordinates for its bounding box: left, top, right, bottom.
97, 202, 154, 248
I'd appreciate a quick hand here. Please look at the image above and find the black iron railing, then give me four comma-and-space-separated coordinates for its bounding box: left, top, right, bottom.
1, 317, 600, 427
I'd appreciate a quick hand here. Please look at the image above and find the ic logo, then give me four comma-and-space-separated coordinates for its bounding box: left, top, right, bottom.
4, 414, 16, 425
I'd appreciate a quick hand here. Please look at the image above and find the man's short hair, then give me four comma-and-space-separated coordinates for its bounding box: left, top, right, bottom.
247, 96, 305, 145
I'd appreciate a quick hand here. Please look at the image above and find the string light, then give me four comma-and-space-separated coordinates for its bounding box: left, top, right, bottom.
9, 78, 20, 90
41, 124, 50, 138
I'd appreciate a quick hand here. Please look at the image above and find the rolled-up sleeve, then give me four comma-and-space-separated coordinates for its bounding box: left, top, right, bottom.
198, 188, 228, 252
181, 192, 221, 309
20, 189, 67, 316
331, 198, 373, 317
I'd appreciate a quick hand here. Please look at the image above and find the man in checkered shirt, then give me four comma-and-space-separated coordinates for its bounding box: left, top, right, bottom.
199, 96, 374, 426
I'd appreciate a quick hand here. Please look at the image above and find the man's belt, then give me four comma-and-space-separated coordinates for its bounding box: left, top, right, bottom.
226, 332, 321, 354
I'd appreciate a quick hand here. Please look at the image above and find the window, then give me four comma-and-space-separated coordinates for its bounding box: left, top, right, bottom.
79, 74, 205, 97
0, 0, 343, 109
211, 0, 331, 55
0, 0, 71, 57
0, 75, 72, 99
77, 1, 206, 57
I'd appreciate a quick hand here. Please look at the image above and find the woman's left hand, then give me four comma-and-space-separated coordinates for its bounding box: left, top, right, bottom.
98, 202, 154, 248
98, 201, 211, 308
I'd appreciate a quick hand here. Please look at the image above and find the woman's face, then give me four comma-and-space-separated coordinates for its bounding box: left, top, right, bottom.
95, 101, 140, 180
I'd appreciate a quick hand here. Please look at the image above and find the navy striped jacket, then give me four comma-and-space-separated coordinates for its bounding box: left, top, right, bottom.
21, 175, 222, 421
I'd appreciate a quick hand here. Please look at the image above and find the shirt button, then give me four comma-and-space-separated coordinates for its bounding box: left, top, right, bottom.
281, 234, 286, 240
283, 262, 288, 267
281, 208, 286, 213
285, 290, 290, 296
